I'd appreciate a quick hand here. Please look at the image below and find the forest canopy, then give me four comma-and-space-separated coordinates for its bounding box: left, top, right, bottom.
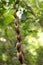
0, 0, 43, 65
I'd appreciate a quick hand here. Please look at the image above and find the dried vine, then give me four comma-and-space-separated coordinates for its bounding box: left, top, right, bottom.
13, 0, 26, 65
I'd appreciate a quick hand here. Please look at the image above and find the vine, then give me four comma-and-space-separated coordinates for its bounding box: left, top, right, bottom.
13, 0, 26, 65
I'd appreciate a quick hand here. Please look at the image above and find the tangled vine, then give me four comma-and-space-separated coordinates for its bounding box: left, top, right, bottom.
13, 0, 26, 65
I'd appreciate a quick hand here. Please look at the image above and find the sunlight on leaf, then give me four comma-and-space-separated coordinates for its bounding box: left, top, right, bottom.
2, 53, 7, 61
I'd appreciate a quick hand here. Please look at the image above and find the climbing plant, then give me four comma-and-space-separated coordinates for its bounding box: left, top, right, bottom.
0, 0, 43, 65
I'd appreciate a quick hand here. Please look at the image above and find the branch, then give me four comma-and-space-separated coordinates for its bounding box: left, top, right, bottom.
23, 0, 38, 20
35, 0, 40, 10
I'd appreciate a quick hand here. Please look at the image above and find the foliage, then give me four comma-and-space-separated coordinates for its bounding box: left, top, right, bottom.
0, 0, 43, 65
